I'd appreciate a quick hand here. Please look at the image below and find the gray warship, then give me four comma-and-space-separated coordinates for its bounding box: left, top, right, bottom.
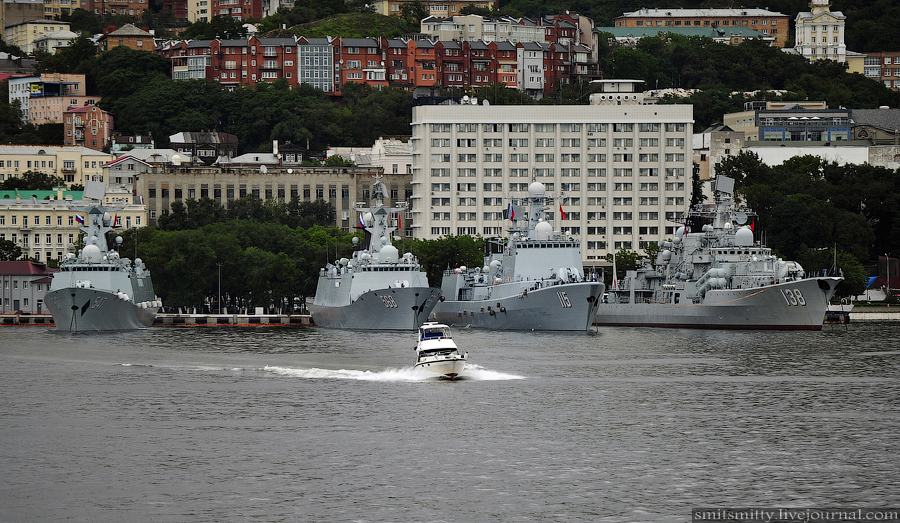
308, 176, 441, 330
430, 180, 604, 332
45, 206, 161, 332
594, 176, 842, 330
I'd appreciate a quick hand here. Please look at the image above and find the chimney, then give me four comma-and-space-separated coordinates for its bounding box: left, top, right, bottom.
273, 140, 278, 156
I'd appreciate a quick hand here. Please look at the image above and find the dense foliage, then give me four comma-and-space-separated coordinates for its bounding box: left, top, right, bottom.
156, 195, 335, 230
0, 171, 66, 190
286, 13, 413, 39
119, 220, 344, 311
113, 217, 483, 309
98, 76, 414, 153
606, 36, 900, 129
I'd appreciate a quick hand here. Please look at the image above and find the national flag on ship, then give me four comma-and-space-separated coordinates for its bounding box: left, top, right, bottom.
559, 202, 568, 220
358, 213, 366, 228
112, 213, 121, 228
508, 202, 515, 221
75, 214, 85, 225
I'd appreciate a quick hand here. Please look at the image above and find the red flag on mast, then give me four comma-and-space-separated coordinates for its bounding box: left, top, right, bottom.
559, 202, 568, 220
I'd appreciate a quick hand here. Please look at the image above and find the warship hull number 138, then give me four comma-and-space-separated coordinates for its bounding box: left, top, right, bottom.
594, 176, 841, 330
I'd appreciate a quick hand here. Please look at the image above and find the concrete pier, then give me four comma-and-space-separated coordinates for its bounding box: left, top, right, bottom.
1, 313, 315, 327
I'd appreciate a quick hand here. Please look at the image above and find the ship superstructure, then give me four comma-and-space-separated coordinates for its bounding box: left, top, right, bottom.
308, 176, 441, 330
45, 205, 160, 332
431, 180, 604, 331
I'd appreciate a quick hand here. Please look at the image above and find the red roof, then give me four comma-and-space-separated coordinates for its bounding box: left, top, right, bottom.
0, 261, 58, 276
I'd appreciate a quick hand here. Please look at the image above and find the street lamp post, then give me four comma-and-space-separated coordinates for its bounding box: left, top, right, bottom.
217, 262, 222, 315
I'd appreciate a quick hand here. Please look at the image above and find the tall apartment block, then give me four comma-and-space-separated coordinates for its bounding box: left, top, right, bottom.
409, 80, 693, 269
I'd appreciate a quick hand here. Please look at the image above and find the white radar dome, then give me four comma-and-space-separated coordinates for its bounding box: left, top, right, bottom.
82, 244, 102, 263
528, 181, 546, 197
380, 244, 399, 263
535, 221, 553, 240
735, 227, 754, 246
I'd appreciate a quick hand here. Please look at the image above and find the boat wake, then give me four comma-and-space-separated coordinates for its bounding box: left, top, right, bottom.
262, 363, 523, 381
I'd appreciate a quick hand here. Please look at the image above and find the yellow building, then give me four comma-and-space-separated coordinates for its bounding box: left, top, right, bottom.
614, 8, 790, 47
3, 19, 71, 54
0, 187, 148, 265
372, 0, 496, 18
0, 145, 114, 187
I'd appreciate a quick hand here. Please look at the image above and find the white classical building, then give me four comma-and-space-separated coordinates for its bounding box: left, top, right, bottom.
794, 0, 846, 62
409, 80, 693, 267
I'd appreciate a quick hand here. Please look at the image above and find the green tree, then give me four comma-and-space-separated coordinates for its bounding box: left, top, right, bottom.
0, 170, 66, 190
399, 1, 429, 24
796, 246, 868, 299
94, 46, 171, 100
399, 235, 484, 288
181, 15, 252, 40
323, 155, 354, 167
605, 249, 643, 287
35, 34, 97, 76
0, 239, 23, 261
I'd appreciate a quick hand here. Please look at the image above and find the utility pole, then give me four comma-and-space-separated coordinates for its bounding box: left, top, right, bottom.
217, 262, 222, 314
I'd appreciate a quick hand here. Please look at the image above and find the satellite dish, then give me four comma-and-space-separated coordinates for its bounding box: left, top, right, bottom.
483, 99, 490, 106
287, 168, 293, 173
172, 154, 182, 166
735, 211, 748, 225
260, 164, 268, 174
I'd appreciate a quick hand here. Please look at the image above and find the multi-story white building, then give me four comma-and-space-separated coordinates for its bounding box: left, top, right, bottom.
409, 80, 693, 268
516, 42, 544, 98
297, 37, 334, 92
794, 0, 846, 62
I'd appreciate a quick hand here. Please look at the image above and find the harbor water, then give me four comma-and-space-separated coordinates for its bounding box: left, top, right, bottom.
1, 323, 898, 522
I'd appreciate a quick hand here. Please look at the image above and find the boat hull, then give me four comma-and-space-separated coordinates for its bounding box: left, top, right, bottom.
594, 277, 840, 330
431, 281, 603, 332
415, 358, 467, 378
45, 287, 158, 332
309, 287, 442, 330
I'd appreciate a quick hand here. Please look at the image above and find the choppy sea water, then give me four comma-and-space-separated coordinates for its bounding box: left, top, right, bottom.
1, 322, 898, 522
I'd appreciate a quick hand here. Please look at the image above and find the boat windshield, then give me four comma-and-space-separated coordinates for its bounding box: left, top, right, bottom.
420, 326, 452, 340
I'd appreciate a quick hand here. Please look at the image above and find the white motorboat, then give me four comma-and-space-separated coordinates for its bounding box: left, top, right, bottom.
414, 322, 467, 379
